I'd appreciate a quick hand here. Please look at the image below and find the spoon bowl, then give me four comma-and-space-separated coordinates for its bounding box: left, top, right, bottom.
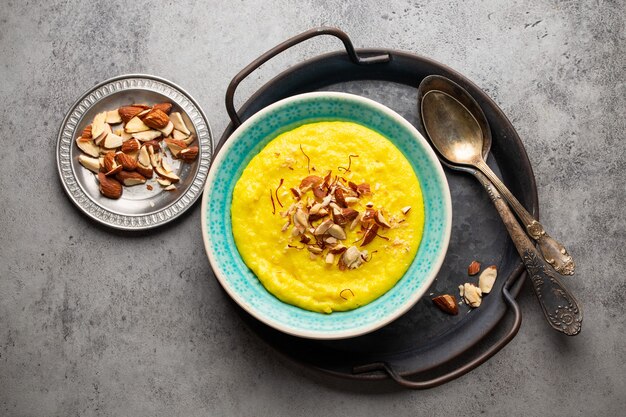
417, 75, 575, 276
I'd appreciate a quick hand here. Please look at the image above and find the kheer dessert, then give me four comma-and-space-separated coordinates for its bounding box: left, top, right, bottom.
231, 121, 424, 313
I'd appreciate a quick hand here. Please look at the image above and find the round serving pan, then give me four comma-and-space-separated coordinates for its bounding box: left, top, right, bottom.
213, 27, 537, 388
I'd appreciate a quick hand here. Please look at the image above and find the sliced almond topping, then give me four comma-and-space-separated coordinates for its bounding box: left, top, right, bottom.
307, 245, 323, 255
374, 211, 391, 228
313, 219, 333, 236
327, 224, 347, 240
163, 184, 176, 191
401, 206, 411, 215
360, 223, 379, 246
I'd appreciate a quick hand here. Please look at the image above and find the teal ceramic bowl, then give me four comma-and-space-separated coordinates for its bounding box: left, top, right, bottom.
201, 92, 451, 339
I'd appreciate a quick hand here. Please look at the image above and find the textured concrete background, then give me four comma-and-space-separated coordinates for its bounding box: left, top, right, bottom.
1, 0, 625, 415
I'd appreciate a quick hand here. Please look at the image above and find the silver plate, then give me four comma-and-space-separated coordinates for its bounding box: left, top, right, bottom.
56, 74, 213, 230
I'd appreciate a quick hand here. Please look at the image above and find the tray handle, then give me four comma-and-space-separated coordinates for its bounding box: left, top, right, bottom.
352, 274, 523, 389
225, 26, 390, 128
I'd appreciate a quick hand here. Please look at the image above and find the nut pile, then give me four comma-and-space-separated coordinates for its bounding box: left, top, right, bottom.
76, 103, 198, 199
278, 172, 410, 270
431, 261, 498, 315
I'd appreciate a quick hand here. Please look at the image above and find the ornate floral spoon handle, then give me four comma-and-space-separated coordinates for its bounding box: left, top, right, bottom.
473, 169, 583, 335
474, 160, 575, 275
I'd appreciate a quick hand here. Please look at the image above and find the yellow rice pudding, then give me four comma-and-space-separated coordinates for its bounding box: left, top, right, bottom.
231, 121, 424, 313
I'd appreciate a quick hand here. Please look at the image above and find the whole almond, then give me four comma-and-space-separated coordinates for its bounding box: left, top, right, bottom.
432, 294, 459, 315
153, 102, 172, 114
118, 106, 145, 123
468, 260, 481, 276
115, 152, 137, 171
143, 109, 170, 129
97, 172, 122, 199
121, 138, 140, 153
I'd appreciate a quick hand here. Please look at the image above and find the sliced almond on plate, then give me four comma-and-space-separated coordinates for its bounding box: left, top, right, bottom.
182, 133, 196, 145
132, 130, 161, 142
135, 163, 153, 179
179, 146, 198, 161
164, 138, 187, 157
172, 129, 188, 141
93, 122, 111, 146
105, 110, 122, 124
155, 164, 179, 183
76, 137, 100, 157
124, 116, 150, 133
138, 145, 150, 166
102, 132, 123, 149
91, 112, 107, 140
158, 121, 174, 137
170, 112, 190, 135
78, 155, 100, 173
115, 170, 146, 186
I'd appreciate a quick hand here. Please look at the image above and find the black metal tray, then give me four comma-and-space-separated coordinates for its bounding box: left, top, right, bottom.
214, 28, 538, 389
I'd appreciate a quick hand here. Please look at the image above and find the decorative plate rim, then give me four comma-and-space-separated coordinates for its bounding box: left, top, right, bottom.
201, 91, 451, 339
56, 73, 213, 231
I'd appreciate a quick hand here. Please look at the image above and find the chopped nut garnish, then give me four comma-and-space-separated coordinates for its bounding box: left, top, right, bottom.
276, 157, 414, 270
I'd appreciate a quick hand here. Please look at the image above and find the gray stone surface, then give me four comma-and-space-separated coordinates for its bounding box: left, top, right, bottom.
1, 0, 625, 415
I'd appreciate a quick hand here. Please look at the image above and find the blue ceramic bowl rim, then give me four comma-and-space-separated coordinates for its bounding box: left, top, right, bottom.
201, 92, 451, 339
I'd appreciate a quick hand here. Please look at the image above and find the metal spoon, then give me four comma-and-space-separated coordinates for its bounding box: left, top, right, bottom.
417, 75, 582, 335
419, 75, 575, 276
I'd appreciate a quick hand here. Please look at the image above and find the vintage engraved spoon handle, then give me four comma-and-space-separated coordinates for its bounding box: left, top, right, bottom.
474, 159, 575, 275
473, 169, 582, 335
